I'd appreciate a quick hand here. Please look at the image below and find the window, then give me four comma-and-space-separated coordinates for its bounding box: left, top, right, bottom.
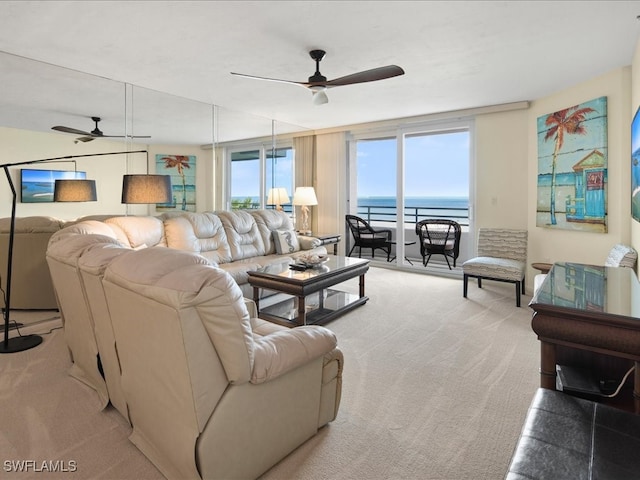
230, 149, 260, 209
228, 144, 294, 211
349, 119, 472, 267
404, 129, 470, 226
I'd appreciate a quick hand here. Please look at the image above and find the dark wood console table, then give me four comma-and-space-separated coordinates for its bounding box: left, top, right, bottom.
530, 262, 640, 413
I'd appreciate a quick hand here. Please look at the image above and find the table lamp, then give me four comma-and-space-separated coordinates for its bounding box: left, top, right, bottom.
267, 187, 290, 211
293, 186, 317, 235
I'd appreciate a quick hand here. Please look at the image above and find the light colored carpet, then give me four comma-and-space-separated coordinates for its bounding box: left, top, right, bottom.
0, 266, 539, 480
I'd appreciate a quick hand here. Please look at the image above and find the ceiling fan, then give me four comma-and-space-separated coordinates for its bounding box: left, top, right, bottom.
231, 49, 405, 105
52, 116, 151, 143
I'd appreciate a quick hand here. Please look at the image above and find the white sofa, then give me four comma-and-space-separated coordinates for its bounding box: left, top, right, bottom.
50, 209, 327, 297
0, 215, 66, 309
45, 213, 343, 480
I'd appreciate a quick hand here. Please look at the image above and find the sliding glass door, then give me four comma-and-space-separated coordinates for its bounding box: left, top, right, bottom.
349, 120, 472, 269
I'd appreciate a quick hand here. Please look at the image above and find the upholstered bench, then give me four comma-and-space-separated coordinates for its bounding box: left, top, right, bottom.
506, 388, 640, 479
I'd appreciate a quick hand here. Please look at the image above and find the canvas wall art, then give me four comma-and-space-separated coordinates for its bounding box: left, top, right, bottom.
631, 107, 640, 222
536, 96, 608, 233
20, 169, 86, 203
155, 154, 196, 212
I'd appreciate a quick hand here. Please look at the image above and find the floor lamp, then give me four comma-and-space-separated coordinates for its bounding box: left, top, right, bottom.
0, 150, 147, 354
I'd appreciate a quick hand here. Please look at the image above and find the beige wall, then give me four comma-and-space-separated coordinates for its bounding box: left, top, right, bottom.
474, 109, 529, 230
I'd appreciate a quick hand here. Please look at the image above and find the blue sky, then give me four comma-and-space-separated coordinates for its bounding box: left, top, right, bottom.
357, 131, 470, 198
231, 130, 470, 199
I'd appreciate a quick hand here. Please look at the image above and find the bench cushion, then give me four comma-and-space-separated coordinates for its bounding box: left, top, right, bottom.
506, 388, 640, 479
462, 256, 525, 282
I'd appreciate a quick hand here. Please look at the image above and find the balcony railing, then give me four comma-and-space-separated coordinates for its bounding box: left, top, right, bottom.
357, 204, 469, 227
231, 201, 468, 227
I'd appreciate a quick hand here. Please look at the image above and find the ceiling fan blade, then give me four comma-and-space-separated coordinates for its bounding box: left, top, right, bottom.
55, 117, 151, 141
100, 135, 152, 139
52, 126, 92, 136
323, 65, 405, 87
231, 72, 309, 87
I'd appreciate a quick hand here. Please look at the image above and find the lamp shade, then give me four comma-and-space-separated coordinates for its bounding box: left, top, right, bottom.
54, 179, 97, 202
121, 174, 172, 204
267, 187, 290, 205
293, 186, 318, 206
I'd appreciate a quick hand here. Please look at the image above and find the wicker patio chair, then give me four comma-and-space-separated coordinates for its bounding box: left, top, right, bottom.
462, 228, 528, 307
345, 214, 392, 260
415, 219, 461, 269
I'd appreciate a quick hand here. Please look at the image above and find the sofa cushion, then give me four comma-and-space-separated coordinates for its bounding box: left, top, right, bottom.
48, 220, 122, 248
250, 210, 295, 254
506, 388, 640, 479
104, 247, 255, 386
163, 213, 232, 264
272, 229, 300, 254
217, 210, 266, 261
105, 216, 166, 249
0, 215, 66, 233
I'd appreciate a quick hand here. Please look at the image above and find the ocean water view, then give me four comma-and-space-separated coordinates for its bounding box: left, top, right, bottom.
231, 195, 469, 225
357, 196, 469, 225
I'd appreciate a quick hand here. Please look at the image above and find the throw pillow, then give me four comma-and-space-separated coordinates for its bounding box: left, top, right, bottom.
273, 230, 300, 254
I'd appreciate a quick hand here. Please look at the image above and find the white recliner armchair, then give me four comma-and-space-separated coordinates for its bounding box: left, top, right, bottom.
100, 246, 343, 480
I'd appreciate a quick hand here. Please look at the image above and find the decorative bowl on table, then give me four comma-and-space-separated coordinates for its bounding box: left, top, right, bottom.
296, 253, 329, 268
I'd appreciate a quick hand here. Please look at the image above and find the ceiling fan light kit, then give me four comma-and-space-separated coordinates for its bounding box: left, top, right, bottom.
310, 86, 328, 105
231, 49, 404, 105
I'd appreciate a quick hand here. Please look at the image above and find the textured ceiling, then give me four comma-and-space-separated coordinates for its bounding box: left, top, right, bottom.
0, 1, 638, 144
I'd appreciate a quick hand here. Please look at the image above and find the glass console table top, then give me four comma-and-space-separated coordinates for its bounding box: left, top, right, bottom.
532, 262, 640, 319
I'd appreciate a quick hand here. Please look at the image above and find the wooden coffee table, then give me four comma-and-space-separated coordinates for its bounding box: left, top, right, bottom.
248, 256, 369, 327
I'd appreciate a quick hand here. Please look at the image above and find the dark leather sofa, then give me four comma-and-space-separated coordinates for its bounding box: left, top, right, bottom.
506, 388, 640, 479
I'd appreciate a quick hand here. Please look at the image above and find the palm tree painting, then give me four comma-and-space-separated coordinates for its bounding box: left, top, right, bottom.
537, 97, 608, 232
155, 154, 196, 211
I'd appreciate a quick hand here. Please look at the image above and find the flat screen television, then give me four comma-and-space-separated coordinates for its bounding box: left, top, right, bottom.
21, 169, 87, 203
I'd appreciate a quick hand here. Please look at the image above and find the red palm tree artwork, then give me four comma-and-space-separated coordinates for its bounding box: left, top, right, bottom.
160, 155, 192, 210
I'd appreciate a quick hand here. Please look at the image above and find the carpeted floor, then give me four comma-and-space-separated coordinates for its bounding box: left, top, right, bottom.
0, 266, 540, 480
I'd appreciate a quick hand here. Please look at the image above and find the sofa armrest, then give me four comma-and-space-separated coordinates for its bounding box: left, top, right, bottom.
251, 325, 337, 384
297, 235, 322, 250
243, 298, 257, 318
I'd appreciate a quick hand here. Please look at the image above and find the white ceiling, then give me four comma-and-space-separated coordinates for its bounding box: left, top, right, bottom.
0, 1, 638, 145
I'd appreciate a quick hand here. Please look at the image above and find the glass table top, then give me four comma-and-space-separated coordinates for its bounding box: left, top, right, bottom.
533, 262, 640, 318
251, 255, 369, 281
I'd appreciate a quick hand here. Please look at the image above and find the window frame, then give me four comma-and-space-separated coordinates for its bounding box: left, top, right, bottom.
347, 117, 475, 265
225, 139, 295, 211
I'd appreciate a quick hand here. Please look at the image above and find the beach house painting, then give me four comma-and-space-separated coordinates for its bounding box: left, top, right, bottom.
536, 96, 608, 233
